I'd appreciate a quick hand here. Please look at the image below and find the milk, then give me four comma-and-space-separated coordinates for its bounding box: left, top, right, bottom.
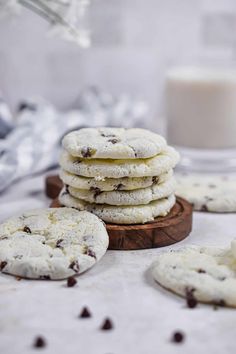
166, 67, 236, 149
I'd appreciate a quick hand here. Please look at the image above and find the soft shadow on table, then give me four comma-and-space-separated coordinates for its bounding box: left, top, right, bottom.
142, 264, 184, 304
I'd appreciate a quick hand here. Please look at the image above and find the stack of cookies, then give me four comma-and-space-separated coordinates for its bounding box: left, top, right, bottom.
59, 127, 179, 224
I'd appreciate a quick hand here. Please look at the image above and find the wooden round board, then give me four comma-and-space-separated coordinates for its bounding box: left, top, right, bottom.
46, 175, 193, 250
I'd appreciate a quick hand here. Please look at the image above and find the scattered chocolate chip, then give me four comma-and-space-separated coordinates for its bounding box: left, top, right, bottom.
67, 276, 77, 287
23, 226, 31, 233
65, 184, 69, 193
152, 176, 159, 185
187, 297, 198, 309
81, 147, 95, 158
0, 261, 7, 271
90, 187, 102, 198
107, 138, 119, 144
208, 184, 216, 188
114, 183, 124, 191
200, 204, 208, 212
87, 249, 96, 259
100, 318, 114, 331
56, 239, 64, 248
172, 331, 185, 343
15, 276, 22, 281
185, 287, 198, 309
69, 261, 80, 273
197, 268, 206, 273
39, 275, 51, 280
33, 336, 46, 348
79, 307, 92, 318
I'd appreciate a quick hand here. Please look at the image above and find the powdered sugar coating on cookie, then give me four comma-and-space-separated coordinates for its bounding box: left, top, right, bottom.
59, 169, 173, 192
152, 245, 236, 308
68, 177, 176, 206
176, 174, 236, 212
60, 147, 179, 179
59, 188, 176, 224
0, 208, 108, 280
62, 127, 167, 159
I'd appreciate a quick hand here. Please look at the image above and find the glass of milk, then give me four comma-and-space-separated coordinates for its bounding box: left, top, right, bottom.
166, 66, 236, 172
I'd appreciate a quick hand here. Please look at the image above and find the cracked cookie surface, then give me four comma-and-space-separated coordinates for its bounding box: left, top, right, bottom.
59, 188, 176, 224
152, 245, 236, 308
59, 169, 173, 192
60, 147, 179, 179
62, 127, 167, 159
68, 177, 176, 206
0, 208, 108, 279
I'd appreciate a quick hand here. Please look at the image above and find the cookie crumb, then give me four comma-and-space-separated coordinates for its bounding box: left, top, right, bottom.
79, 307, 92, 318
67, 276, 77, 287
171, 331, 185, 343
33, 336, 46, 348
100, 318, 114, 330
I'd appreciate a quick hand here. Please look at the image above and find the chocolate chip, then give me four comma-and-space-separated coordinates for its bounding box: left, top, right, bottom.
81, 147, 95, 158
67, 276, 77, 287
0, 261, 7, 271
197, 268, 206, 273
23, 226, 31, 233
65, 185, 69, 193
33, 336, 46, 348
15, 276, 22, 281
114, 183, 124, 191
193, 183, 200, 187
100, 318, 114, 330
0, 236, 8, 240
79, 307, 92, 318
187, 297, 198, 309
152, 176, 159, 185
56, 239, 64, 248
87, 249, 96, 259
219, 277, 226, 281
69, 261, 80, 273
39, 275, 51, 280
215, 299, 226, 307
107, 138, 119, 144
200, 204, 208, 212
90, 187, 102, 198
100, 133, 116, 138
208, 184, 216, 188
172, 331, 185, 343
185, 287, 198, 309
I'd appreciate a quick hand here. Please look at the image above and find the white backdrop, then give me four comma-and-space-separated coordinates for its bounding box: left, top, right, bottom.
0, 0, 235, 132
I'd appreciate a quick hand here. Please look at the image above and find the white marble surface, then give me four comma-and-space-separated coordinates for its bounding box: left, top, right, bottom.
0, 172, 236, 354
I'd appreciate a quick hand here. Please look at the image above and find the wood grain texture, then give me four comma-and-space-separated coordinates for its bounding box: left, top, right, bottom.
47, 174, 193, 250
